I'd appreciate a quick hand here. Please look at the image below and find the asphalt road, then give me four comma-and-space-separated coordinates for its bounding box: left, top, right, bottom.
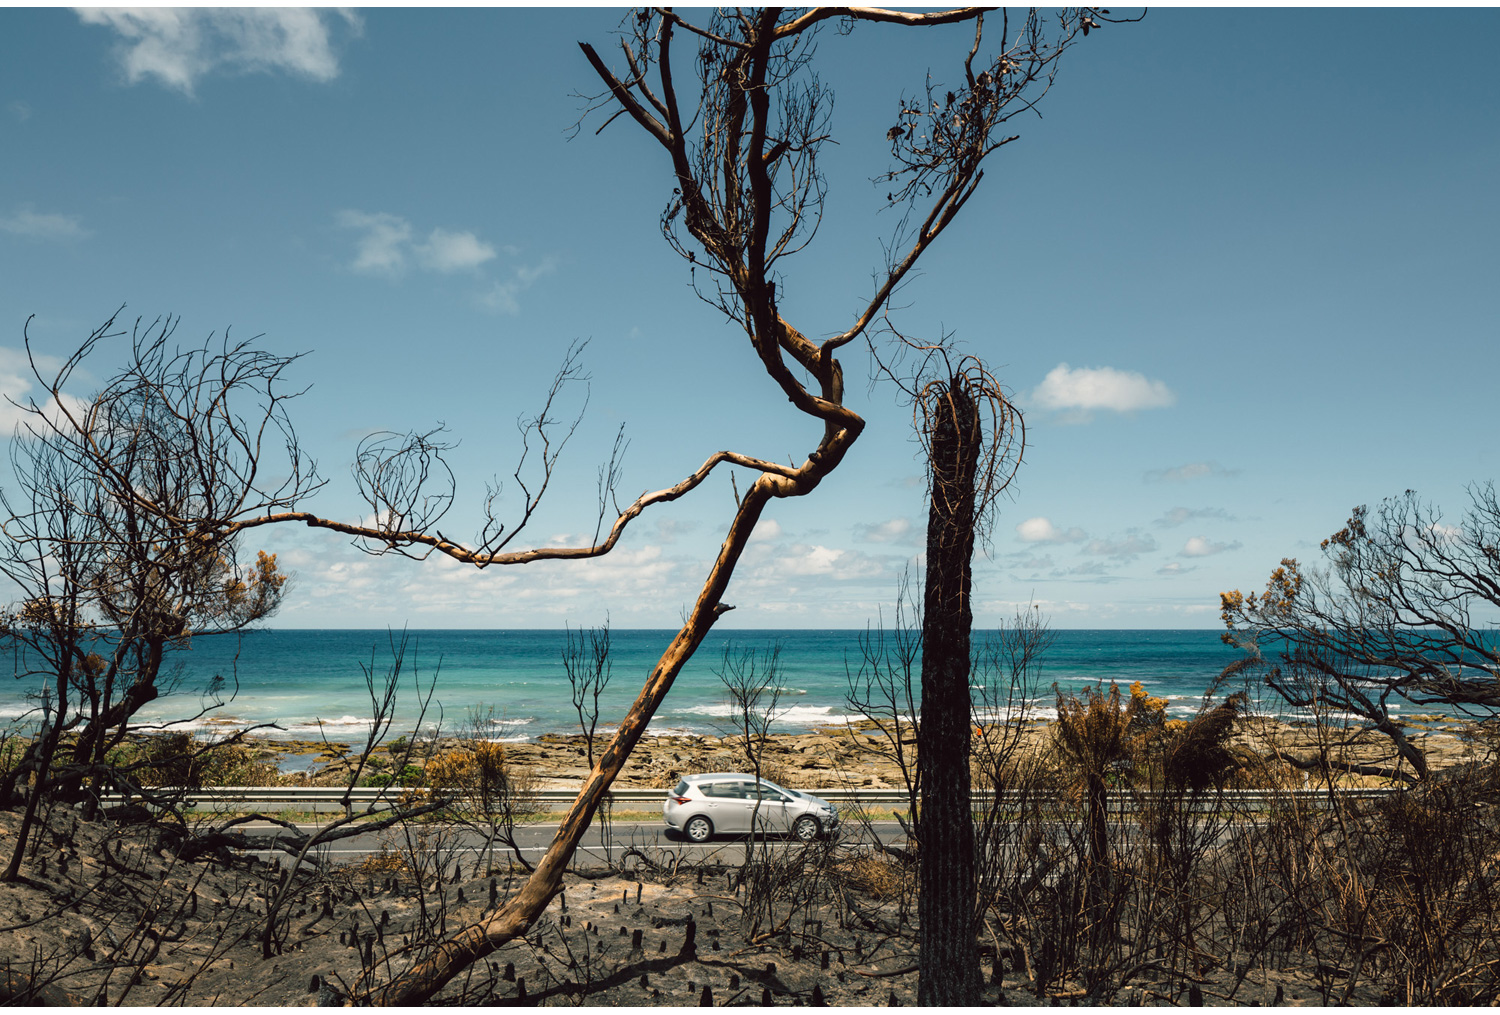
242, 819, 910, 868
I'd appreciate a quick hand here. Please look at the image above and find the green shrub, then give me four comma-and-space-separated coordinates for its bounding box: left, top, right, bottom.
110, 732, 281, 788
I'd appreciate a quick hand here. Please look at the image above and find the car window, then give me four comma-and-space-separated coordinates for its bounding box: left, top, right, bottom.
673, 780, 689, 796
703, 782, 742, 799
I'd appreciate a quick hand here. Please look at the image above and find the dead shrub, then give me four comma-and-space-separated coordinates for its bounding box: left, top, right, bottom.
350, 845, 412, 877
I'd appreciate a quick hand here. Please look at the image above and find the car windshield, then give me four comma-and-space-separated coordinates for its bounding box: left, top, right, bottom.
673, 780, 689, 795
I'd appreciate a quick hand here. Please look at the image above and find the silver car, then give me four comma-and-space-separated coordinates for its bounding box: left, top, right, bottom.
664, 772, 839, 843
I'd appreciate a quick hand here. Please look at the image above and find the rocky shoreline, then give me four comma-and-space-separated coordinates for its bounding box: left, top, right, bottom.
245, 710, 1491, 793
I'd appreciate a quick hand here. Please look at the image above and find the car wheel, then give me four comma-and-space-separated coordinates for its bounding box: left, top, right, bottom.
685, 816, 713, 843
793, 815, 819, 842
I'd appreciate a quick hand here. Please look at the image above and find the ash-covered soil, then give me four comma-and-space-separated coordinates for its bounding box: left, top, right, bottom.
0, 802, 1375, 1006
0, 804, 927, 1006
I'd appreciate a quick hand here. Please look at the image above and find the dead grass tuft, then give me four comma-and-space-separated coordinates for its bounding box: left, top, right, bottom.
836, 851, 913, 899
349, 846, 411, 877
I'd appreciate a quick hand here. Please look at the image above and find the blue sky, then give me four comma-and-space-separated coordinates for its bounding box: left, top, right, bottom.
1, 8, 1496, 630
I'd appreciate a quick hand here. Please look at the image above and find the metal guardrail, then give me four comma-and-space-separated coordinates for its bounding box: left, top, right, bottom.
134, 784, 1404, 814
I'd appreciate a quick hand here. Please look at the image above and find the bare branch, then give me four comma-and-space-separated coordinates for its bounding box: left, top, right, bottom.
775, 7, 990, 39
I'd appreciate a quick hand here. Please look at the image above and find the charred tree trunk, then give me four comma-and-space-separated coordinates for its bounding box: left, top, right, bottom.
1085, 769, 1110, 947
3, 656, 73, 882
917, 375, 983, 1006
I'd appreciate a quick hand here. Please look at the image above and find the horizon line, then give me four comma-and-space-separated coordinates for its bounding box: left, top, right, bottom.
229, 625, 1227, 633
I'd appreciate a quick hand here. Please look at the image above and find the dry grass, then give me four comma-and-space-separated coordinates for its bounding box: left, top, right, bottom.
835, 851, 914, 900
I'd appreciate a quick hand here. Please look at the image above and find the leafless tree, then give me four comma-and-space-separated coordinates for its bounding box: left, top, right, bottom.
715, 643, 790, 937
562, 619, 614, 854
717, 643, 784, 791
386, 6, 1116, 999
845, 570, 924, 851
562, 619, 613, 771
971, 601, 1053, 924
1222, 484, 1500, 780
0, 311, 305, 879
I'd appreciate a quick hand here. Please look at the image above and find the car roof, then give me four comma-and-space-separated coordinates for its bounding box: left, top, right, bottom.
686, 772, 764, 782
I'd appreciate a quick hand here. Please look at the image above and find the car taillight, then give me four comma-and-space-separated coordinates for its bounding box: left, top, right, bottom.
672, 796, 692, 804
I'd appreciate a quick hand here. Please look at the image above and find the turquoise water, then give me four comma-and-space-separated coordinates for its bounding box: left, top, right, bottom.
0, 629, 1257, 743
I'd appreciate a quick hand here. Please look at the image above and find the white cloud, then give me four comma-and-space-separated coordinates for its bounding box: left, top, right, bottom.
856, 518, 912, 544
1155, 506, 1233, 529
480, 256, 559, 314
415, 228, 497, 273
1422, 522, 1462, 544
1398, 522, 1463, 552
749, 518, 783, 543
0, 347, 89, 435
7, 100, 31, 122
1144, 461, 1239, 483
574, 544, 674, 585
1030, 363, 1174, 417
76, 8, 360, 97
778, 544, 882, 579
1180, 536, 1241, 557
1083, 533, 1158, 559
338, 210, 412, 275
335, 210, 547, 308
1065, 561, 1119, 578
0, 348, 37, 431
339, 213, 507, 280
1016, 516, 1087, 544
272, 525, 703, 625
0, 205, 87, 241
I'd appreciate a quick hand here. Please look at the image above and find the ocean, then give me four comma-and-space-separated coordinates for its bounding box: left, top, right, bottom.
0, 629, 1271, 744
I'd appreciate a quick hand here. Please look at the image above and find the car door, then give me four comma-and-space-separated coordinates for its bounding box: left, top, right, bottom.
703, 780, 752, 833
750, 781, 793, 835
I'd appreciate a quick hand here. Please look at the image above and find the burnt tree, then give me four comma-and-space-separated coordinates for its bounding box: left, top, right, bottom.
1223, 484, 1500, 781
0, 313, 296, 878
918, 372, 985, 1004
911, 358, 1023, 1003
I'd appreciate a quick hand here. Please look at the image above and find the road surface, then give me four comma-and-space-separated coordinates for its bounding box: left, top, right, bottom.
241, 818, 910, 869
